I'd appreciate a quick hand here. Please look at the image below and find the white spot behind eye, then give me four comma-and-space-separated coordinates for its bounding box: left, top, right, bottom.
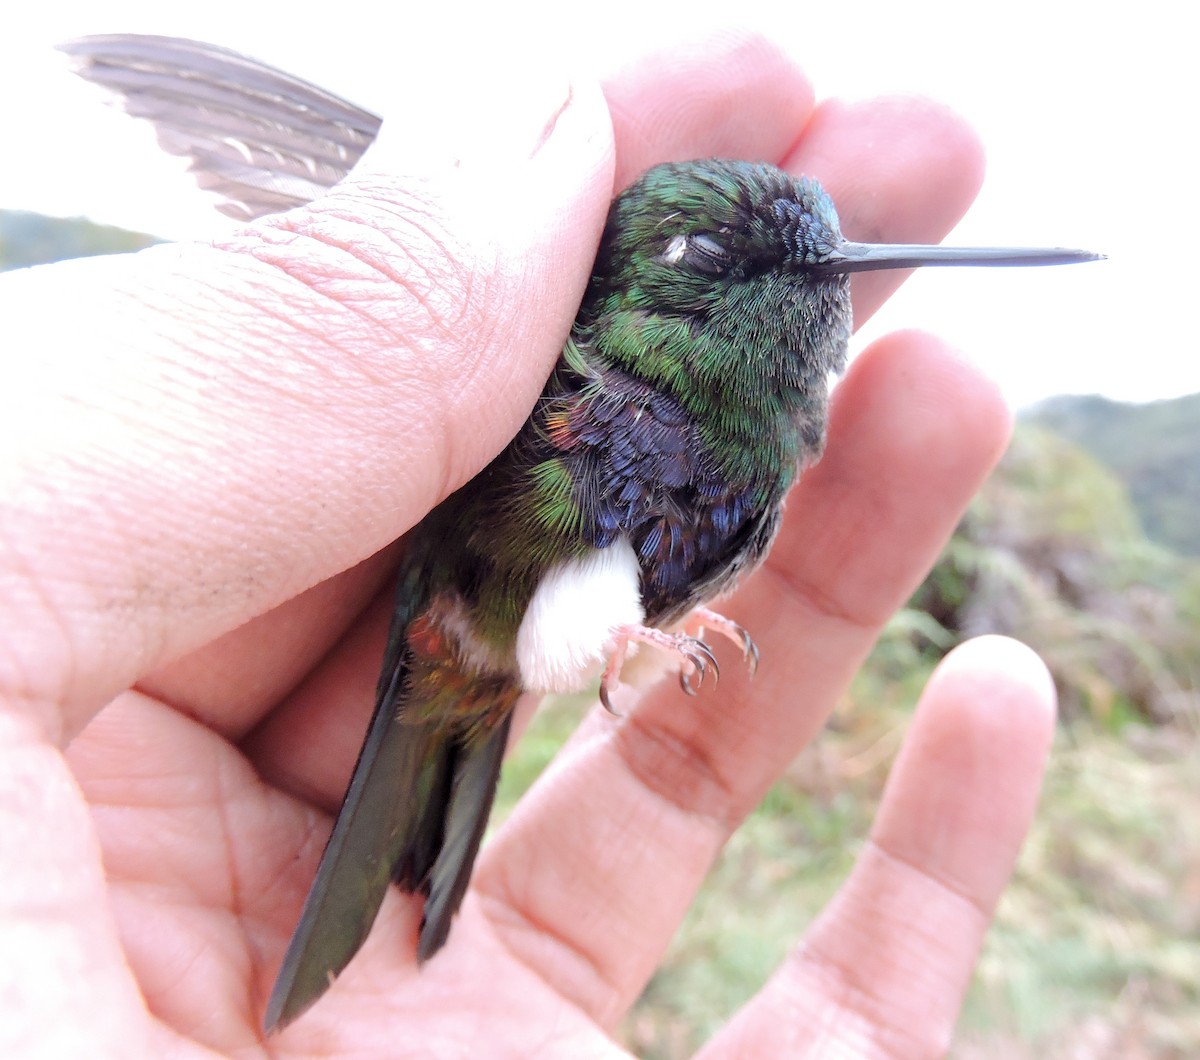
663, 234, 688, 265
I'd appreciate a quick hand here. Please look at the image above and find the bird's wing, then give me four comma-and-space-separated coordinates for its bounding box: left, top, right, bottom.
60, 34, 381, 219
538, 350, 778, 622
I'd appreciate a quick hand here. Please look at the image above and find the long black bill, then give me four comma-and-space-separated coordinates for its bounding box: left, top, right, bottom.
815, 242, 1104, 275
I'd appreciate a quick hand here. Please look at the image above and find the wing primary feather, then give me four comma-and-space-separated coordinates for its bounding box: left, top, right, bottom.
59, 34, 381, 219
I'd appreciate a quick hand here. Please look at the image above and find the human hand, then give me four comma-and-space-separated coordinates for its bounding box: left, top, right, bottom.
0, 30, 1054, 1057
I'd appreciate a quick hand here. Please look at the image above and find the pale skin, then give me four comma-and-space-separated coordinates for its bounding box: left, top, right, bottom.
1, 30, 1056, 1058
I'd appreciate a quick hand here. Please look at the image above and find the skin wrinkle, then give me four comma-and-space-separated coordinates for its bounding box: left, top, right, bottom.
111, 262, 421, 471
239, 226, 458, 359
611, 707, 742, 832
476, 883, 623, 1025
220, 189, 477, 386
230, 280, 423, 401
1, 531, 149, 744
137, 320, 271, 413
285, 216, 458, 321
207, 272, 371, 365
255, 795, 325, 918
218, 191, 529, 514
787, 940, 934, 1059
212, 750, 248, 932
272, 200, 446, 288
786, 844, 993, 1058
124, 273, 361, 403
529, 84, 575, 159
866, 838, 993, 925
0, 535, 74, 741
115, 890, 217, 1031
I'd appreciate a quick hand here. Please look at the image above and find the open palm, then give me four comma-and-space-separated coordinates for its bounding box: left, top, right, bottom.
2, 31, 1053, 1057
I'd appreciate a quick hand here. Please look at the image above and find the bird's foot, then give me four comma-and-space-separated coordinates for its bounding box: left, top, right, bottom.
599, 624, 722, 714
687, 607, 760, 676
599, 609, 761, 713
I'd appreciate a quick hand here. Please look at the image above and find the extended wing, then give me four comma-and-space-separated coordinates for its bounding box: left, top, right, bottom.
61, 34, 381, 219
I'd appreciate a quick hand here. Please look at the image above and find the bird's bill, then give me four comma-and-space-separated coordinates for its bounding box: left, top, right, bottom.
814, 242, 1104, 274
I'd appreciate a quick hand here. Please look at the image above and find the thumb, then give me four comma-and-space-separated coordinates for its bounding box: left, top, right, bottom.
0, 61, 614, 740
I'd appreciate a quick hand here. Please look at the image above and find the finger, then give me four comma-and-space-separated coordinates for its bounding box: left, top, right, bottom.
129, 30, 819, 735
471, 330, 1013, 1024
602, 28, 815, 187
136, 545, 398, 736
783, 95, 986, 325
2, 61, 614, 739
699, 636, 1056, 1058
243, 583, 395, 807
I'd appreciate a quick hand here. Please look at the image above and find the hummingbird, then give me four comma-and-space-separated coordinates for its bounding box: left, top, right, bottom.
62, 34, 1102, 1032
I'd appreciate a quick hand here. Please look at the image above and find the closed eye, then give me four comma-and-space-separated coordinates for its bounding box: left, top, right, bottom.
662, 233, 734, 276
681, 233, 732, 275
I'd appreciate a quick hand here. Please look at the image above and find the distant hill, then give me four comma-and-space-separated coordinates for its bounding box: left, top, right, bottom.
0, 209, 159, 272
1025, 393, 1200, 555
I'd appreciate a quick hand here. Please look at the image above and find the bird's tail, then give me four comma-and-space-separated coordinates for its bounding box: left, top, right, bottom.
264, 562, 516, 1031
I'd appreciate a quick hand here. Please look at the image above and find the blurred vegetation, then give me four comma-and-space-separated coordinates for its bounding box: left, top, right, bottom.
0, 209, 158, 272
912, 424, 1200, 725
498, 419, 1200, 1058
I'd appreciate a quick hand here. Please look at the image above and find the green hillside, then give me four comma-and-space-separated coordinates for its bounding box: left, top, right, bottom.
1028, 392, 1200, 556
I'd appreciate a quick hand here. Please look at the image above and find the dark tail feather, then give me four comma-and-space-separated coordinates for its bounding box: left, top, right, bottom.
262, 680, 450, 1032
417, 712, 514, 961
264, 566, 443, 1033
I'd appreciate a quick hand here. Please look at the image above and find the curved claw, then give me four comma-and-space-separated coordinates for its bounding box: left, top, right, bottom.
742, 632, 760, 676
599, 678, 618, 715
604, 624, 732, 705
719, 619, 759, 676
677, 638, 719, 696
691, 608, 760, 679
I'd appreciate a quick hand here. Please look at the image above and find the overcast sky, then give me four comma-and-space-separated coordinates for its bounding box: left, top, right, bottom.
1, 2, 1190, 408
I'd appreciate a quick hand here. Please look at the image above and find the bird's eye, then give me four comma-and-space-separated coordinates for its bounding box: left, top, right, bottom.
682, 234, 732, 275
663, 233, 733, 276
